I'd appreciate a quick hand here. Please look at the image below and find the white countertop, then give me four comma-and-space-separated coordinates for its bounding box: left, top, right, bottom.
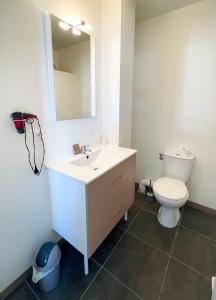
46, 144, 137, 184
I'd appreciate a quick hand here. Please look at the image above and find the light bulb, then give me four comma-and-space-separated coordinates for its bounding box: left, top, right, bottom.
68, 16, 81, 26
78, 22, 93, 33
72, 27, 81, 36
58, 21, 70, 30
83, 22, 92, 32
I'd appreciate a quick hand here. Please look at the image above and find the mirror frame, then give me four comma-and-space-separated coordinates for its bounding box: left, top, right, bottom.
43, 13, 96, 121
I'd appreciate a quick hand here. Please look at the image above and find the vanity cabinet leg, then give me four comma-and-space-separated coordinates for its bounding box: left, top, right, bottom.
124, 211, 128, 222
84, 255, 89, 275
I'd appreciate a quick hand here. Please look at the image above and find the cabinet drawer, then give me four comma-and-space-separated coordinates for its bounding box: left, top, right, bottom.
86, 155, 136, 257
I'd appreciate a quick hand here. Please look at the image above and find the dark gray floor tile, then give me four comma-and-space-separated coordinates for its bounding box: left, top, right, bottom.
135, 191, 155, 201
5, 282, 37, 300
105, 233, 168, 299
134, 193, 160, 214
181, 206, 216, 240
129, 210, 177, 254
160, 259, 211, 300
92, 227, 124, 265
27, 242, 100, 300
117, 205, 140, 231
172, 226, 216, 277
82, 269, 139, 300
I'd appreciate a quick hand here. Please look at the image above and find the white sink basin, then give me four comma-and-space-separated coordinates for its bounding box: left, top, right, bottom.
46, 145, 137, 184
70, 149, 102, 169
70, 148, 123, 170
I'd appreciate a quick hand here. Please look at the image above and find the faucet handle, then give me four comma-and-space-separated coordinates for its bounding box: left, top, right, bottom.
85, 145, 92, 152
81, 145, 86, 153
81, 145, 92, 153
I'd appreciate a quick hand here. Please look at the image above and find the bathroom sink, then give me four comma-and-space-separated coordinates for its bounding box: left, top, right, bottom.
70, 148, 123, 171
70, 149, 102, 169
46, 145, 137, 184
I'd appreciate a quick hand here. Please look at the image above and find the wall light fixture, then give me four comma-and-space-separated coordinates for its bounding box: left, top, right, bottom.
58, 16, 92, 36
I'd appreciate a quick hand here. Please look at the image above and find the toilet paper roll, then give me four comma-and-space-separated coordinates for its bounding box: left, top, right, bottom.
179, 147, 191, 157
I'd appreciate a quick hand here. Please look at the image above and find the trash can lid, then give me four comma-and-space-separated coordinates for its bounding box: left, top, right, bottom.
36, 242, 60, 270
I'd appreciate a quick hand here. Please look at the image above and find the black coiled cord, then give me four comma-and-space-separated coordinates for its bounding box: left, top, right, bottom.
24, 117, 45, 176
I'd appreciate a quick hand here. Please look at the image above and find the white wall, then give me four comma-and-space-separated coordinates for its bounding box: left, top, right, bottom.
0, 0, 102, 292
132, 0, 216, 209
0, 0, 58, 292
101, 0, 122, 145
119, 0, 135, 147
102, 0, 135, 147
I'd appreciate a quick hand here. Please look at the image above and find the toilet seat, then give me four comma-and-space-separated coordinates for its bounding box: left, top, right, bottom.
153, 177, 189, 203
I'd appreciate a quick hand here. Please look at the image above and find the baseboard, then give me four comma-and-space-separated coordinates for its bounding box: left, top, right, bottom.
0, 238, 66, 299
186, 200, 216, 216
0, 267, 32, 300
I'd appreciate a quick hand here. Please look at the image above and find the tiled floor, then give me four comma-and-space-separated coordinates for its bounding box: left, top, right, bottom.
5, 192, 214, 300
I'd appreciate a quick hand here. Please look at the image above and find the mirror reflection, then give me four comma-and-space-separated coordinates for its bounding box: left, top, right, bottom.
51, 14, 93, 120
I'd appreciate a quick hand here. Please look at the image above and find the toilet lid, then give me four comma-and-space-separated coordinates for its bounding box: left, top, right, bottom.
153, 177, 188, 202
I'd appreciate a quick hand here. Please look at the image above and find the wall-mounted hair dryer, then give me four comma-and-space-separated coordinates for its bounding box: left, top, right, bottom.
10, 112, 45, 176
11, 112, 37, 134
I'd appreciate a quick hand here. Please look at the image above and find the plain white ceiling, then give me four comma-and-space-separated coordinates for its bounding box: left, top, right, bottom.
135, 0, 203, 22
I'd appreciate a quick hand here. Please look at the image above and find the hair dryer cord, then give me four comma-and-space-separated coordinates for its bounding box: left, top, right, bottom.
24, 117, 45, 176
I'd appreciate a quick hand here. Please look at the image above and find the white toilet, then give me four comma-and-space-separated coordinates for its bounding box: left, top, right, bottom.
153, 147, 194, 228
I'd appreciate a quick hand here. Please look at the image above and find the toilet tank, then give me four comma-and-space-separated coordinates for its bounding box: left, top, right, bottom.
163, 148, 194, 182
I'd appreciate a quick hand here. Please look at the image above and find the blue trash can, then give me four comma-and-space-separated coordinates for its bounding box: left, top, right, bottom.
32, 241, 61, 292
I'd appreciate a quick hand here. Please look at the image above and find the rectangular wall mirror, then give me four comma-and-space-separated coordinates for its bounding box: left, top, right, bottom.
44, 14, 96, 121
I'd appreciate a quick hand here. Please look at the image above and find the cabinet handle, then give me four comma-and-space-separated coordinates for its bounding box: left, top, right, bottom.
112, 175, 123, 185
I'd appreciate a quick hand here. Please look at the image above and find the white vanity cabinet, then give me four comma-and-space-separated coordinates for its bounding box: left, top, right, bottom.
47, 146, 137, 275
87, 155, 135, 257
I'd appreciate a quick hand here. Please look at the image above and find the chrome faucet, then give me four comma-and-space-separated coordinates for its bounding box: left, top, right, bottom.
81, 145, 92, 155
